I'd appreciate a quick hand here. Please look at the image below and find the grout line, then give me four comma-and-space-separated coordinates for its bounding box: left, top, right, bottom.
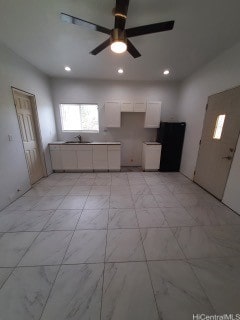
135, 206, 162, 320
99, 208, 110, 320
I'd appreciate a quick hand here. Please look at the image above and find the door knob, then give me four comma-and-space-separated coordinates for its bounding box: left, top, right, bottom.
222, 156, 233, 160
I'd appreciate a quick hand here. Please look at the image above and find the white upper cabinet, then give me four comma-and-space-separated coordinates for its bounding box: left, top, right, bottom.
121, 102, 133, 112
133, 102, 146, 112
144, 101, 162, 128
105, 102, 121, 127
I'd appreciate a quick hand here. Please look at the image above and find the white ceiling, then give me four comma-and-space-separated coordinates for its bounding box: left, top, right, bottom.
0, 0, 240, 81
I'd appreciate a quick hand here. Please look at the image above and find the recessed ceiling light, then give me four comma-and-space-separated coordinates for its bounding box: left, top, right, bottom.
163, 69, 170, 75
64, 66, 71, 72
118, 68, 124, 74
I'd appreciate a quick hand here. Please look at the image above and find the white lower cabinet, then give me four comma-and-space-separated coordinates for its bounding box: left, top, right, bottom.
108, 145, 121, 171
142, 143, 162, 171
77, 145, 93, 171
49, 145, 62, 170
93, 145, 108, 170
61, 145, 78, 170
50, 143, 121, 172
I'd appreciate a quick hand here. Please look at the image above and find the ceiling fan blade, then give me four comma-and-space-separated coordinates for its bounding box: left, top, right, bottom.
90, 38, 111, 55
114, 0, 130, 30
127, 39, 141, 58
60, 13, 111, 35
126, 20, 174, 38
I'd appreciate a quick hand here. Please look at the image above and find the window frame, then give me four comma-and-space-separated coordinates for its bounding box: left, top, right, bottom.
59, 103, 99, 133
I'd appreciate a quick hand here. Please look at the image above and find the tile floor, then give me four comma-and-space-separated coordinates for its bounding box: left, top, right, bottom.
0, 171, 239, 320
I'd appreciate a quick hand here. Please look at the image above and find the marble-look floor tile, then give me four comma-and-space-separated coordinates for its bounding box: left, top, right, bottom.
109, 195, 134, 209
47, 185, 72, 196
162, 207, 198, 227
41, 264, 103, 320
149, 184, 169, 194
93, 178, 111, 186
5, 196, 42, 211
189, 257, 240, 314
111, 177, 129, 186
19, 231, 73, 266
0, 266, 58, 320
77, 209, 108, 229
58, 196, 87, 210
148, 260, 213, 320
106, 229, 145, 262
140, 228, 184, 260
90, 186, 111, 195
108, 209, 138, 229
145, 177, 165, 186
33, 196, 65, 210
153, 192, 181, 207
110, 186, 131, 195
84, 196, 110, 209
175, 193, 221, 208
0, 268, 13, 288
57, 178, 78, 186
132, 195, 159, 208
68, 185, 91, 195
101, 262, 159, 320
63, 230, 107, 263
130, 184, 151, 195
43, 210, 82, 231
136, 208, 168, 228
23, 185, 52, 197
0, 210, 53, 232
186, 205, 240, 226
75, 178, 95, 186
0, 232, 37, 267
173, 225, 240, 258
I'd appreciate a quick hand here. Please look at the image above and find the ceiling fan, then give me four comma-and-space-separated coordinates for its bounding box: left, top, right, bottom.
60, 0, 175, 58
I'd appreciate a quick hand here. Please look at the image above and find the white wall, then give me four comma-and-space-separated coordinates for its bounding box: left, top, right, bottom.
0, 43, 57, 210
177, 41, 240, 213
51, 78, 179, 166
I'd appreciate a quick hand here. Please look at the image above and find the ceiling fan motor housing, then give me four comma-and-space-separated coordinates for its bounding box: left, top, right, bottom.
111, 28, 127, 44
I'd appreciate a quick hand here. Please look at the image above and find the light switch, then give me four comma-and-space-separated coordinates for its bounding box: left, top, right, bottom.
8, 134, 13, 141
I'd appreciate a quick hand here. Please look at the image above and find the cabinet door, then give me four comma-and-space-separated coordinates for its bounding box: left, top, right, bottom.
144, 101, 162, 128
77, 146, 93, 170
121, 102, 133, 112
93, 145, 108, 170
105, 102, 121, 127
144, 145, 162, 170
108, 145, 121, 170
50, 150, 62, 170
61, 146, 78, 170
134, 102, 146, 112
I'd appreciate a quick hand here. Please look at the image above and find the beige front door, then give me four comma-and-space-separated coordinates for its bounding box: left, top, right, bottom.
14, 91, 43, 184
194, 86, 240, 199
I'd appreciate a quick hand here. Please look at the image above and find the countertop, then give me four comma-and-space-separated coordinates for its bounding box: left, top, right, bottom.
49, 141, 121, 145
143, 142, 161, 145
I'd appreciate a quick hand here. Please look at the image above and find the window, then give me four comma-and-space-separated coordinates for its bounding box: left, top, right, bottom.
60, 104, 99, 132
213, 114, 225, 140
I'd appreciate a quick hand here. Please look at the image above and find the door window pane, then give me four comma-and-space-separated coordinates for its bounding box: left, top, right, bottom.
213, 114, 225, 140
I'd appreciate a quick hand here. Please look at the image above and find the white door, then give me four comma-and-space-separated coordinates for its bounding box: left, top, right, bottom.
14, 91, 43, 184
194, 86, 240, 199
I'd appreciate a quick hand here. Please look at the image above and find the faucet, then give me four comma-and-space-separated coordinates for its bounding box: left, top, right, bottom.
75, 135, 82, 142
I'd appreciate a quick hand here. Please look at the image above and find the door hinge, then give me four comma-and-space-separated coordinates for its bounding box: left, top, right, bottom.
206, 103, 208, 110
194, 170, 196, 176
199, 139, 201, 145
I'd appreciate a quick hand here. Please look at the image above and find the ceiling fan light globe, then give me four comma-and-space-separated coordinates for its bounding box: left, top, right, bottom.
111, 41, 127, 54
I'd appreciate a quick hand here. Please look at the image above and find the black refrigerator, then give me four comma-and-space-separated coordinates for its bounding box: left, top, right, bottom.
157, 122, 186, 172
